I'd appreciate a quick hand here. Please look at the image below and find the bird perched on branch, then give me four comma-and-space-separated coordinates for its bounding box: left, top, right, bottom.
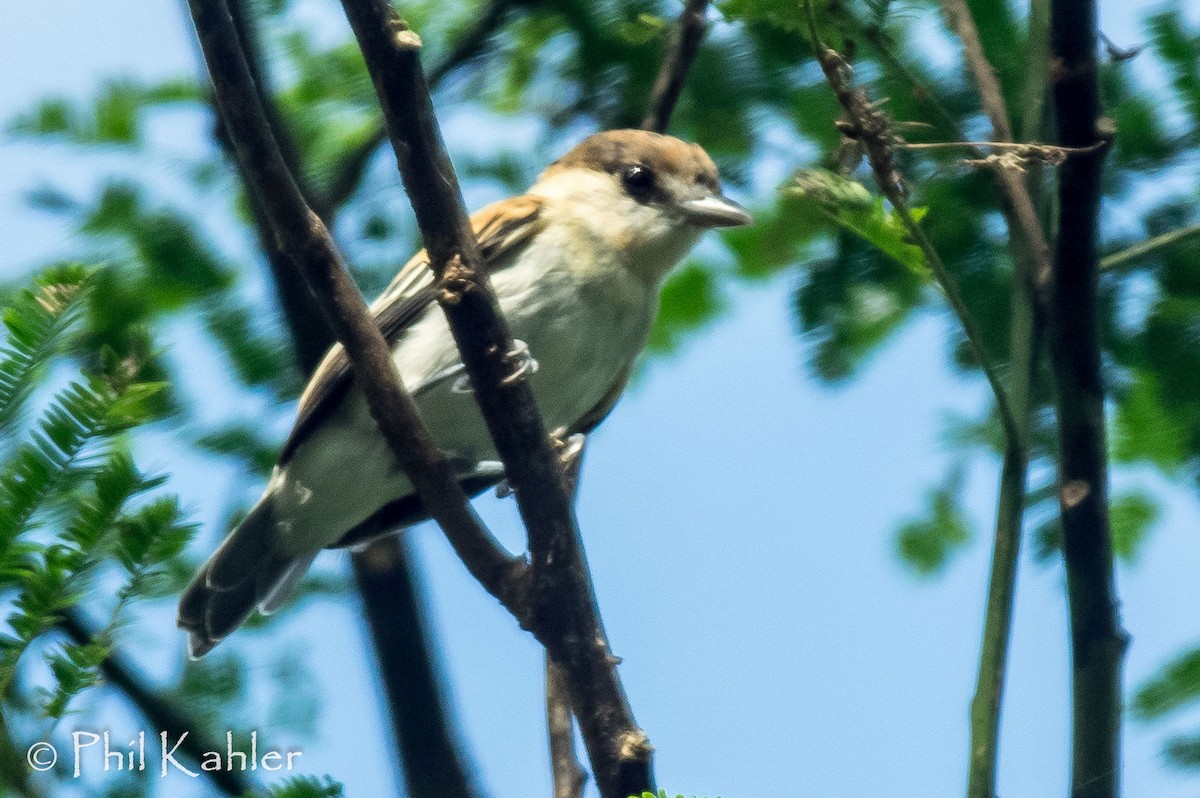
178, 129, 751, 657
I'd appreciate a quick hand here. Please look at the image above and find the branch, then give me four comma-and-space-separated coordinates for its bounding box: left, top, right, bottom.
932, 3, 1051, 795
849, 8, 1053, 297
641, 0, 710, 133
940, 0, 1053, 295
60, 610, 252, 797
546, 655, 587, 798
966, 290, 1042, 798
1100, 222, 1200, 271
186, 6, 488, 795
353, 537, 480, 798
801, 2, 1018, 449
334, 2, 653, 796
187, 0, 527, 623
1049, 0, 1126, 795
196, 0, 336, 372
325, 0, 514, 210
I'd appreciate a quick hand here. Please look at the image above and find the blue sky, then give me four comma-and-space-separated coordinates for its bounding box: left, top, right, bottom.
3, 1, 1200, 797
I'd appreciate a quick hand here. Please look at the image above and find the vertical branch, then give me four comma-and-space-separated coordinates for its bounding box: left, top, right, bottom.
1049, 1, 1125, 796
642, 0, 711, 134
967, 293, 1040, 798
219, 0, 336, 371
935, 2, 1049, 796
353, 537, 480, 798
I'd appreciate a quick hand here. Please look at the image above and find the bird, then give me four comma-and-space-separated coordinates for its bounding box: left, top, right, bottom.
178, 129, 752, 657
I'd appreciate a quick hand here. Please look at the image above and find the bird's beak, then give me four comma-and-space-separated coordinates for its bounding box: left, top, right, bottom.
679, 195, 753, 228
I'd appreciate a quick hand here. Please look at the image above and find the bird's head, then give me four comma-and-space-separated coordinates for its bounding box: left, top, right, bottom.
529, 129, 752, 282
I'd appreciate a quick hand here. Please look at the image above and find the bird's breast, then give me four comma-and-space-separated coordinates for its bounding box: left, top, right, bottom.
404, 230, 657, 459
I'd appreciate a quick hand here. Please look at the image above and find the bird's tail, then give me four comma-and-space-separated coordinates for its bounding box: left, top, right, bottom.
177, 497, 315, 658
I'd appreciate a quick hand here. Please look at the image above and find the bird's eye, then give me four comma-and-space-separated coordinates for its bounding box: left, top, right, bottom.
621, 164, 655, 199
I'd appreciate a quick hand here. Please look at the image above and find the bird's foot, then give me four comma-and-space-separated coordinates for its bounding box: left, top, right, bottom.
446, 339, 539, 394
493, 430, 586, 498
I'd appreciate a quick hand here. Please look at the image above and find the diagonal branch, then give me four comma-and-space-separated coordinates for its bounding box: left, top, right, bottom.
546, 655, 587, 798
939, 0, 1053, 297
801, 1, 1019, 449
1049, 0, 1126, 796
642, 0, 710, 134
186, 0, 528, 627
325, 0, 515, 210
334, 2, 653, 796
1100, 221, 1200, 271
185, 5, 485, 795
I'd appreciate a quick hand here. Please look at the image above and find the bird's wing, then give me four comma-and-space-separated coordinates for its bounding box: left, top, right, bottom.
278, 195, 545, 465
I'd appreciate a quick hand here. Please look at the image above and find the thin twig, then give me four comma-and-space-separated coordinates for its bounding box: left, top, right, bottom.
939, 0, 1013, 141
1100, 222, 1200, 271
334, 3, 653, 796
1049, 0, 1126, 794
939, 0, 1055, 295
641, 0, 710, 133
932, 2, 1051, 795
59, 610, 252, 797
325, 0, 514, 209
801, 1, 1019, 449
186, 0, 528, 619
900, 140, 1098, 158
547, 655, 588, 798
849, 8, 1055, 295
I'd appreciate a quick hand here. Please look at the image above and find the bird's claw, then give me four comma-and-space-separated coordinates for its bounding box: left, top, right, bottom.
492, 431, 585, 499
550, 428, 586, 469
501, 339, 539, 385
450, 339, 538, 394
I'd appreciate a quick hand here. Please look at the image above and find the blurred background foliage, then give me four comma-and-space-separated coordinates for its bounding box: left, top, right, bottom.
3, 0, 1200, 792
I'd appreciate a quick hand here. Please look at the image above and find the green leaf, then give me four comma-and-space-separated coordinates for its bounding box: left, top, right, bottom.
196, 423, 281, 478
0, 374, 123, 544
1163, 733, 1200, 769
202, 301, 297, 397
0, 265, 91, 432
895, 466, 973, 575
785, 170, 929, 276
1148, 7, 1200, 132
1110, 491, 1160, 563
248, 775, 344, 798
7, 77, 200, 146
646, 263, 726, 355
1113, 372, 1189, 472
1134, 647, 1200, 720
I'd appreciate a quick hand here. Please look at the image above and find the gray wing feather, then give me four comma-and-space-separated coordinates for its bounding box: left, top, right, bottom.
278, 196, 544, 465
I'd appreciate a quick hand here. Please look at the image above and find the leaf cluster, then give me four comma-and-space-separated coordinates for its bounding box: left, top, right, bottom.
0, 267, 192, 719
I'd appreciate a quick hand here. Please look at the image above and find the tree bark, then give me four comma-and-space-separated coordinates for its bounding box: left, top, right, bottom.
1049, 1, 1126, 796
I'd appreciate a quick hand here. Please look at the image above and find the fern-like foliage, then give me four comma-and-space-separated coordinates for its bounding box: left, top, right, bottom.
0, 266, 188, 717
0, 373, 127, 548
38, 496, 193, 717
0, 264, 90, 432
248, 775, 344, 798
